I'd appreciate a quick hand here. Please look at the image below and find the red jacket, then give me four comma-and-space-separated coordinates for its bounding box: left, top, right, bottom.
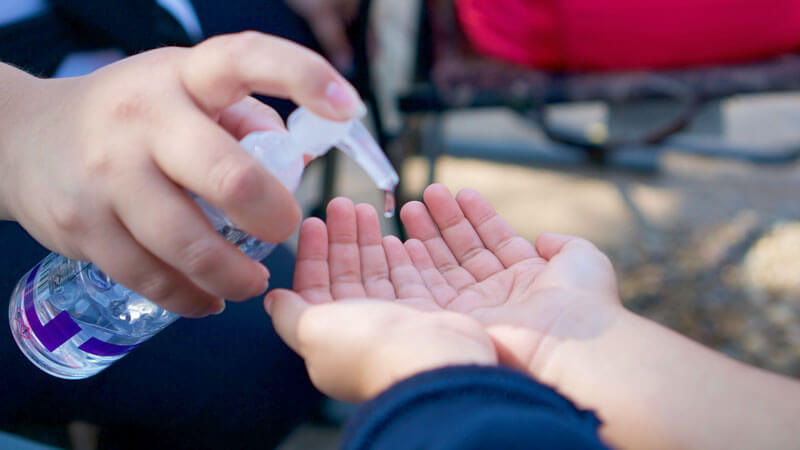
456, 0, 800, 70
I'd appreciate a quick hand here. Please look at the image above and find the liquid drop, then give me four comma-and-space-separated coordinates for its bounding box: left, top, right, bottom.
383, 190, 396, 218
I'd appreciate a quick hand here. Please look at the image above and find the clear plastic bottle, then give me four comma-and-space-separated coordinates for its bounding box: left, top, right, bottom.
8, 107, 399, 379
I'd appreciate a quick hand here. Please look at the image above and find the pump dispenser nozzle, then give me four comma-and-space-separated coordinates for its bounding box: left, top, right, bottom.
284, 107, 400, 216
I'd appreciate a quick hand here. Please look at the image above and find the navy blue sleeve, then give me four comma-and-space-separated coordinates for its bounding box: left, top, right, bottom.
342, 365, 609, 450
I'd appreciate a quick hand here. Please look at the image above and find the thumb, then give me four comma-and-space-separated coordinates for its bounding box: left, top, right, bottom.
535, 233, 598, 260
181, 32, 364, 122
264, 289, 309, 354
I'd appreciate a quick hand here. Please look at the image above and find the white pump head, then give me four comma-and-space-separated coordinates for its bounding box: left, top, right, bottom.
286, 108, 399, 192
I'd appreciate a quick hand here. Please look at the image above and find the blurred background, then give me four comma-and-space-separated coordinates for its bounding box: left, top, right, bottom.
283, 0, 800, 446
3, 0, 800, 448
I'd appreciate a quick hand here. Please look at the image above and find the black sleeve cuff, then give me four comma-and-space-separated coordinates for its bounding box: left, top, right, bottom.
341, 365, 608, 450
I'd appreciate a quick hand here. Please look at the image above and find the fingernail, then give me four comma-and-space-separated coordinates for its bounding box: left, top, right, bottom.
251, 265, 271, 295
264, 297, 274, 315
325, 81, 367, 118
212, 301, 226, 316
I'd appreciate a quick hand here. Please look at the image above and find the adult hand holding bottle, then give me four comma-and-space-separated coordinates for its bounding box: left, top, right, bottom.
0, 32, 366, 317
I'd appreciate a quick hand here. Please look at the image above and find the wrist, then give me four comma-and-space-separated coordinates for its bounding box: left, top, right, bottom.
533, 305, 800, 449
364, 355, 498, 402
0, 65, 41, 220
531, 299, 627, 385
363, 327, 498, 401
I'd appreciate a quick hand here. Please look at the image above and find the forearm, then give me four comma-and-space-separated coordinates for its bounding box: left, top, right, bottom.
0, 63, 39, 220
541, 308, 800, 449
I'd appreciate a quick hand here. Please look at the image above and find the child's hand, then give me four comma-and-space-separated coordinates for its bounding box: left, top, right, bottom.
0, 32, 365, 317
271, 186, 800, 449
399, 184, 623, 377
267, 183, 623, 394
265, 182, 622, 400
265, 200, 497, 402
399, 185, 800, 450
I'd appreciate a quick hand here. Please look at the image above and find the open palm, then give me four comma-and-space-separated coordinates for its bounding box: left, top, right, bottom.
293, 184, 621, 375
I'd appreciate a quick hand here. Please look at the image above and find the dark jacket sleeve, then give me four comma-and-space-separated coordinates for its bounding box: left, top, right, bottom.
341, 365, 609, 450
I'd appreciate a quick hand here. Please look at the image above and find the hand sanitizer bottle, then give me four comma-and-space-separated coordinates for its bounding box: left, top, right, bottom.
8, 107, 399, 379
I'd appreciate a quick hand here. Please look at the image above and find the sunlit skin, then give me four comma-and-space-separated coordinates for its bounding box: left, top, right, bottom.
267, 184, 800, 450
0, 32, 365, 317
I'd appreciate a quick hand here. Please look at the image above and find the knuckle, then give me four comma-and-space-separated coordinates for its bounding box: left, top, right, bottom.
330, 228, 357, 244
362, 266, 389, 283
214, 160, 266, 206
108, 91, 150, 122
208, 32, 263, 65
178, 238, 224, 278
493, 235, 518, 254
332, 267, 360, 284
440, 213, 463, 230
136, 273, 176, 305
48, 200, 86, 234
459, 244, 484, 263
472, 209, 496, 228
81, 146, 115, 177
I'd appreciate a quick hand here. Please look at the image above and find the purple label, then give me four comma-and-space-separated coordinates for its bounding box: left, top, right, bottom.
79, 338, 139, 357
23, 264, 81, 352
23, 263, 138, 357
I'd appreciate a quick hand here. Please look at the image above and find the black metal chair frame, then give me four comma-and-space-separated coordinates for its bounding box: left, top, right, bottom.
319, 0, 800, 219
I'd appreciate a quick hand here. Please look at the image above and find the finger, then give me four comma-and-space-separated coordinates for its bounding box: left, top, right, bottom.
455, 188, 540, 267
422, 184, 505, 281
217, 96, 286, 140
305, 7, 354, 71
535, 233, 596, 260
404, 238, 457, 308
399, 200, 477, 292
355, 203, 394, 299
534, 233, 617, 293
327, 197, 367, 299
112, 164, 270, 302
84, 216, 223, 318
181, 32, 365, 121
382, 235, 434, 301
292, 218, 334, 304
264, 288, 310, 354
154, 109, 301, 243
